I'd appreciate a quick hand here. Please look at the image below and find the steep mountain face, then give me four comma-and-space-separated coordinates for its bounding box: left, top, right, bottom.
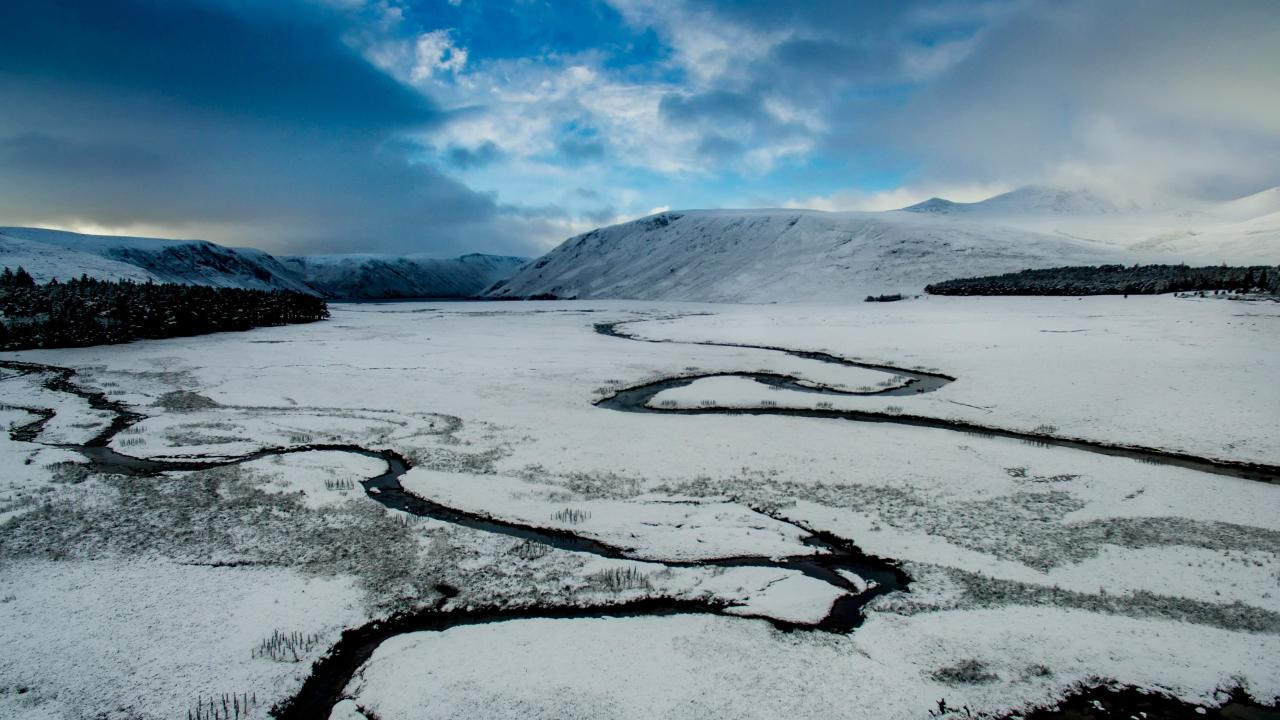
279, 253, 528, 299
485, 209, 1132, 302
0, 227, 314, 293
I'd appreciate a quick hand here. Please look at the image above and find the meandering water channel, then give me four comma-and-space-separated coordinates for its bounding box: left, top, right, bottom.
1, 313, 1276, 719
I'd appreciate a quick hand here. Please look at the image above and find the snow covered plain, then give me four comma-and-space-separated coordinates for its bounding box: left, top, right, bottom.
0, 296, 1277, 719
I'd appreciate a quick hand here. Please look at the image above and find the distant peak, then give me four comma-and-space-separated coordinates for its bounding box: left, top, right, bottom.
978, 185, 1121, 214
901, 197, 962, 214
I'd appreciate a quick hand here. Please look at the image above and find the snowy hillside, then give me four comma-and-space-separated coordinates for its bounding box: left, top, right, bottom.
486, 209, 1133, 302
0, 227, 528, 299
0, 230, 162, 283
279, 253, 527, 299
902, 185, 1280, 262
903, 186, 1128, 216
0, 227, 313, 293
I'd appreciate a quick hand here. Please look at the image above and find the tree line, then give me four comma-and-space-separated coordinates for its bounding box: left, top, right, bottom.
0, 267, 328, 350
925, 264, 1280, 296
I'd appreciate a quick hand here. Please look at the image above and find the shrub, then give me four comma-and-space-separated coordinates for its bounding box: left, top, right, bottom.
552, 508, 591, 524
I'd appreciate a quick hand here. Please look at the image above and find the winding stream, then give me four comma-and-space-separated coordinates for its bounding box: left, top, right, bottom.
593, 320, 1280, 483
2, 313, 1277, 718
0, 359, 907, 718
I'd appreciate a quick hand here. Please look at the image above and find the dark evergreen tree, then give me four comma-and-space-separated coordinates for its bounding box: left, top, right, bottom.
0, 270, 329, 350
925, 264, 1280, 297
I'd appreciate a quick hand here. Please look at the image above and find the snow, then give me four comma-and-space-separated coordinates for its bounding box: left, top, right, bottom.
0, 559, 366, 720
338, 609, 1279, 720
0, 227, 528, 299
242, 451, 388, 509
904, 185, 1280, 264
717, 571, 848, 624
627, 296, 1280, 464
2, 297, 1277, 718
279, 253, 527, 300
489, 185, 1277, 303
487, 209, 1134, 302
401, 469, 817, 561
0, 226, 315, 293
0, 231, 161, 283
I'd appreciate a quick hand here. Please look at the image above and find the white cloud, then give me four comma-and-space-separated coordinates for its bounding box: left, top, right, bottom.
411, 29, 467, 81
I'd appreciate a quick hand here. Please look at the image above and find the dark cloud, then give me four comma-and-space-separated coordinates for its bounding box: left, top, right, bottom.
554, 122, 609, 165
660, 89, 805, 164
0, 0, 542, 256
445, 141, 505, 169
556, 137, 607, 163
695, 135, 746, 161
660, 90, 767, 126
647, 0, 1280, 197
849, 0, 1280, 195
582, 206, 619, 224
0, 0, 434, 130
0, 133, 168, 176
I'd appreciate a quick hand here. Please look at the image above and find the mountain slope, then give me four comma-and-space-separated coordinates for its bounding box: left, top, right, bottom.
903, 186, 1126, 216
280, 253, 527, 299
0, 227, 314, 293
0, 230, 163, 283
0, 227, 528, 299
485, 209, 1133, 303
900, 185, 1280, 262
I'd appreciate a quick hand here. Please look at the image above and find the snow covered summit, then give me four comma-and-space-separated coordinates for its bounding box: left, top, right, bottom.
485, 209, 1131, 303
901, 185, 1280, 262
0, 227, 313, 293
904, 186, 1126, 216
0, 227, 529, 299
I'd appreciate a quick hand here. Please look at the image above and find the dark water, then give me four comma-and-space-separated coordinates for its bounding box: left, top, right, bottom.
592, 321, 1280, 483
2, 316, 1275, 720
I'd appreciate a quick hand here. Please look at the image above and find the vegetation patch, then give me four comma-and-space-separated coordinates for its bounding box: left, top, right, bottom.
0, 269, 328, 350
925, 264, 1279, 296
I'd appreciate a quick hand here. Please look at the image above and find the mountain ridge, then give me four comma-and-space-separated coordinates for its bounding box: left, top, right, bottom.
0, 227, 527, 300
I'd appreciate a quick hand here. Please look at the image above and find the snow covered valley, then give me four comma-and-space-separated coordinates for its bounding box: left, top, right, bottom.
1, 296, 1277, 719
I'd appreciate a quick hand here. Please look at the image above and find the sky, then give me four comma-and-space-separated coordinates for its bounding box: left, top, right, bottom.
1, 0, 1277, 257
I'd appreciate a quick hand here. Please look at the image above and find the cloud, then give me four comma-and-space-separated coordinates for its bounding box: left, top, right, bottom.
445, 140, 504, 169
2, 0, 1275, 259
841, 0, 1280, 198
0, 0, 546, 256
411, 29, 468, 80
783, 182, 1013, 213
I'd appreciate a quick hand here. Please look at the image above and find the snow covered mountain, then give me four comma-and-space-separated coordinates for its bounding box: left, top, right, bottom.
279, 253, 527, 299
901, 185, 1280, 262
0, 227, 313, 293
0, 227, 528, 299
903, 186, 1128, 216
0, 230, 163, 284
485, 209, 1135, 303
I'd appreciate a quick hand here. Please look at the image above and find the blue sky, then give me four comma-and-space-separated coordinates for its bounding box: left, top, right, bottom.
0, 0, 1277, 256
